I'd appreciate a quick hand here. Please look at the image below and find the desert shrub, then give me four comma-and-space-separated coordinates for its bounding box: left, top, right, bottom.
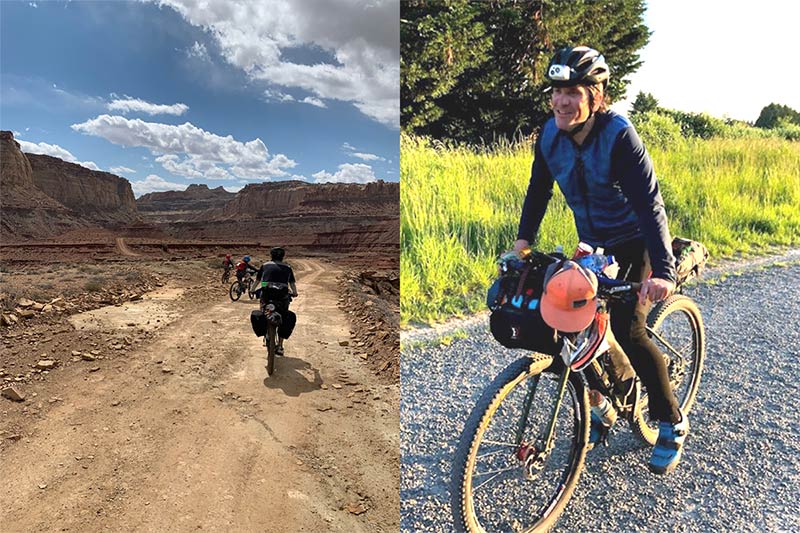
84, 280, 104, 292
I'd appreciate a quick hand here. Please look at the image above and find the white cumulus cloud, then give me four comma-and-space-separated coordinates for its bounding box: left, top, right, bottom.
300, 96, 326, 108
72, 114, 296, 180
312, 163, 375, 184
107, 97, 189, 116
147, 0, 399, 128
130, 174, 186, 197
18, 139, 102, 171
110, 166, 136, 174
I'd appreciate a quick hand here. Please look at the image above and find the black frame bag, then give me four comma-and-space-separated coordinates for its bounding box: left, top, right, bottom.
488, 258, 562, 355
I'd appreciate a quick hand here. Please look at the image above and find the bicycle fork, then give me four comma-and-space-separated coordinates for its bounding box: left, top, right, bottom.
514, 366, 571, 477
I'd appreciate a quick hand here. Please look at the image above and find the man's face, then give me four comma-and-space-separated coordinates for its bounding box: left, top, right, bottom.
551, 86, 591, 131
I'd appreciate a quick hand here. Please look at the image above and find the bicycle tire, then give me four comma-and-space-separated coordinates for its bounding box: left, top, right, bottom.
266, 323, 276, 376
630, 294, 705, 445
229, 281, 242, 302
248, 279, 256, 300
450, 354, 589, 533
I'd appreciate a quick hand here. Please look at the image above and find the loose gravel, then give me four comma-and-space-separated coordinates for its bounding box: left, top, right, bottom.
401, 252, 800, 532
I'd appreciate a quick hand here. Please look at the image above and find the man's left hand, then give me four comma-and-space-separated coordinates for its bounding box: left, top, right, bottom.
638, 278, 675, 305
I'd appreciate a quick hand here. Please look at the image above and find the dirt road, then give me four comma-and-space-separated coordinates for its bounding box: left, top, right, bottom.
0, 259, 399, 532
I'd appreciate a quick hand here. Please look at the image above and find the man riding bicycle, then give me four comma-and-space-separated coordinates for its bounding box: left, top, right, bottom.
235, 255, 258, 284
256, 247, 298, 355
513, 46, 686, 474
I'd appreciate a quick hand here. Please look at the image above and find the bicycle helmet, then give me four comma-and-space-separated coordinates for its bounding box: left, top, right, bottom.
540, 260, 598, 333
546, 46, 609, 88
226, 253, 231, 258
270, 247, 285, 261
243, 255, 251, 262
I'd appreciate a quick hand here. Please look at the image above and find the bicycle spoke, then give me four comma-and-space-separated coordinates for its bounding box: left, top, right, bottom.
473, 467, 518, 493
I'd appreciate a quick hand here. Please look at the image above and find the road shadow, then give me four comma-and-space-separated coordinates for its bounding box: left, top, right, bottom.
262, 355, 323, 397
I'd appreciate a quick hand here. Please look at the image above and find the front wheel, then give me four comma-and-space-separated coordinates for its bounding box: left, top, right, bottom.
266, 323, 277, 376
229, 281, 243, 301
630, 294, 705, 445
450, 354, 589, 533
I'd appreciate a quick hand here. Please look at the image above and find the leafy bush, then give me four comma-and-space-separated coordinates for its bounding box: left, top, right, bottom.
631, 111, 683, 150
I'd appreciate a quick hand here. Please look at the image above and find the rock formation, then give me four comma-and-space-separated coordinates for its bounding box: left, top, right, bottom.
0, 131, 140, 240
137, 184, 235, 223
27, 153, 138, 224
0, 131, 83, 239
221, 180, 399, 218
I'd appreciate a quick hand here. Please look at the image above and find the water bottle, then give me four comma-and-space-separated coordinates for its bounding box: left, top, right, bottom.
589, 389, 617, 427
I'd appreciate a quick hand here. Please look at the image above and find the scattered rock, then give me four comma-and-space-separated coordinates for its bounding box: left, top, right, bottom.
344, 502, 368, 515
332, 384, 343, 390
71, 351, 82, 356
36, 360, 57, 370
16, 309, 36, 319
1, 386, 25, 402
89, 367, 101, 373
17, 298, 36, 308
339, 340, 350, 346
81, 353, 96, 361
162, 368, 173, 374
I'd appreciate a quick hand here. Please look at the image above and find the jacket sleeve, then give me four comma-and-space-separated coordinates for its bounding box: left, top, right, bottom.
517, 136, 555, 243
611, 127, 677, 283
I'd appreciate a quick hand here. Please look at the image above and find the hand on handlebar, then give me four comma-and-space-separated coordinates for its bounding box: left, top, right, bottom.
638, 277, 674, 305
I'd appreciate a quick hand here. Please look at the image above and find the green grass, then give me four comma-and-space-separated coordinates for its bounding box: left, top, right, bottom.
401, 134, 800, 325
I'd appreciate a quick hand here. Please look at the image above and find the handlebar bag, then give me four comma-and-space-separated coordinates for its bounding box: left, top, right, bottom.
488, 259, 562, 355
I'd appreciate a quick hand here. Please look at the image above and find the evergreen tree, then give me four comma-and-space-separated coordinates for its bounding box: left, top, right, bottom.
400, 0, 491, 132
630, 91, 659, 116
401, 0, 650, 143
755, 103, 800, 129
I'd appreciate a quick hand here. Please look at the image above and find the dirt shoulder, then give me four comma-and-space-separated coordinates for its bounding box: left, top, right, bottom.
0, 258, 399, 532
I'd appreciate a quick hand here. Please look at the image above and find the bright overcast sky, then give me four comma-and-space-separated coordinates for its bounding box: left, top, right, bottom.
614, 0, 800, 122
0, 1, 399, 196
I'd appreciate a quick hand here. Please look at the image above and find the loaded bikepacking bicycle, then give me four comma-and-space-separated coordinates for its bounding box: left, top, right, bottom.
450, 242, 707, 532
229, 272, 256, 302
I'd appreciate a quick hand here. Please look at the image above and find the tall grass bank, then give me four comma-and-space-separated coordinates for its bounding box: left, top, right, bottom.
401, 134, 800, 325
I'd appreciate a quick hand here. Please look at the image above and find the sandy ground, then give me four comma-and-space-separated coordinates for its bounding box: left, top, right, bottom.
0, 258, 399, 532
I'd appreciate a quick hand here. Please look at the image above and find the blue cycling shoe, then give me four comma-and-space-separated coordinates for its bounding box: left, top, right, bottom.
648, 411, 689, 474
587, 411, 611, 449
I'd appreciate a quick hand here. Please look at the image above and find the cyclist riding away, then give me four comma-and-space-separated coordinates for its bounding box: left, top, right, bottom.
256, 247, 298, 355
236, 255, 258, 284
513, 46, 687, 474
222, 253, 234, 282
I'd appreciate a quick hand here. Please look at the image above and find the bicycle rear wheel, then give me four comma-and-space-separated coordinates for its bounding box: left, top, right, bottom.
630, 294, 705, 444
229, 281, 242, 301
451, 355, 589, 532
266, 324, 276, 376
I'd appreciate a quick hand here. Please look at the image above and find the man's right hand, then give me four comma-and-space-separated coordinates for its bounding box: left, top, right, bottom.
513, 239, 530, 254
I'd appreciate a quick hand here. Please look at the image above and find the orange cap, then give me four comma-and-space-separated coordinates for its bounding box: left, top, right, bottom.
541, 260, 598, 333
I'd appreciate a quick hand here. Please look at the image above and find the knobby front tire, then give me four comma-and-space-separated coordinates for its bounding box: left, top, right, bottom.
229, 281, 243, 301
450, 354, 589, 533
630, 294, 706, 445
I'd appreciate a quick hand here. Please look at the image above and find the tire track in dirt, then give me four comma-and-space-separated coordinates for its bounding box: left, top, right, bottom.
115, 237, 139, 257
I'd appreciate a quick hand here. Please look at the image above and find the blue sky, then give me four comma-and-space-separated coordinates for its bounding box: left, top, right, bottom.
614, 0, 800, 122
0, 0, 399, 196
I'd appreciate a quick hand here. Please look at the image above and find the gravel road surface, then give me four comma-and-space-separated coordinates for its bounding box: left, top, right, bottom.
401, 252, 800, 532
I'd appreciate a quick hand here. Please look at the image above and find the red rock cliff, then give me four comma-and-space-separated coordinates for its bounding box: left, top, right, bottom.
222, 180, 399, 218
26, 154, 138, 224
